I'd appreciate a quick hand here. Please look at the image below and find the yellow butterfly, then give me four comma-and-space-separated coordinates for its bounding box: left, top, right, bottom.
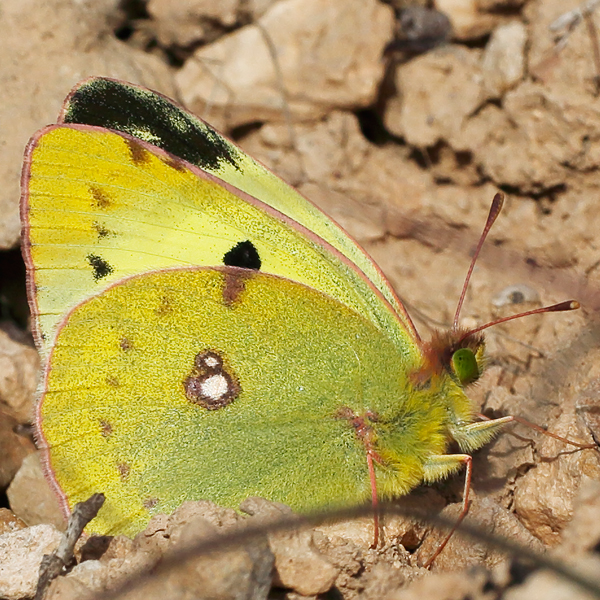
21, 78, 583, 559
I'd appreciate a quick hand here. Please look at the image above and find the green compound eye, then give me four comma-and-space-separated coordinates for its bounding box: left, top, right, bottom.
451, 348, 480, 386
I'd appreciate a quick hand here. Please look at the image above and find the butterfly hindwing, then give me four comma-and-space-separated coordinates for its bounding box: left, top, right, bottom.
40, 267, 443, 535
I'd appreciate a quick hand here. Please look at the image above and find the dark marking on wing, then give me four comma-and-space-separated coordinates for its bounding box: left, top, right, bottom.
117, 462, 131, 481
143, 497, 159, 509
155, 295, 173, 317
164, 156, 187, 172
222, 269, 252, 307
119, 337, 134, 351
223, 240, 261, 270
92, 221, 112, 239
100, 420, 113, 437
125, 138, 151, 166
106, 376, 120, 387
89, 186, 111, 209
184, 350, 240, 410
63, 78, 242, 173
87, 254, 113, 281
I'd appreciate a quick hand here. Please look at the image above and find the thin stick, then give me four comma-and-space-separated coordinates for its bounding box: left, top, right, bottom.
584, 10, 600, 91
35, 493, 105, 600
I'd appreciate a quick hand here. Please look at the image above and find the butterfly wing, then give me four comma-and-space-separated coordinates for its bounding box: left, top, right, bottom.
40, 267, 447, 536
22, 84, 471, 537
22, 125, 418, 364
59, 77, 416, 336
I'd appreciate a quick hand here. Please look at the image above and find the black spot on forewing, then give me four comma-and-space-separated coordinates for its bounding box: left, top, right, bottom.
63, 78, 242, 173
87, 254, 113, 281
223, 240, 261, 270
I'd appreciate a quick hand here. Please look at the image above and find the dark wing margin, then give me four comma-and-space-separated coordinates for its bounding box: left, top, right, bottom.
61, 77, 241, 173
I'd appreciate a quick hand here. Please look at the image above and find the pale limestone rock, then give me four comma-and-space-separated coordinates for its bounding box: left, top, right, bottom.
434, 0, 499, 39
0, 509, 27, 536
0, 409, 35, 489
147, 0, 240, 47
513, 407, 600, 547
7, 452, 66, 530
388, 568, 489, 600
239, 110, 370, 188
415, 496, 544, 571
45, 500, 274, 600
148, 0, 280, 47
482, 21, 527, 97
0, 524, 61, 600
460, 81, 600, 191
0, 329, 39, 423
386, 45, 484, 148
270, 527, 339, 595
477, 0, 525, 9
176, 0, 394, 129
0, 0, 175, 249
240, 497, 339, 596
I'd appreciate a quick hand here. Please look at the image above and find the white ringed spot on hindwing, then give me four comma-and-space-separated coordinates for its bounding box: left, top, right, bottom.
184, 350, 241, 410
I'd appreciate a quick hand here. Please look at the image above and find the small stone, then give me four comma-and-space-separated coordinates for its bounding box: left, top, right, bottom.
7, 452, 66, 530
0, 408, 35, 488
434, 0, 499, 40
482, 21, 527, 97
386, 45, 484, 148
416, 495, 544, 570
147, 0, 239, 47
0, 329, 39, 423
0, 524, 62, 600
241, 497, 338, 596
176, 0, 394, 129
0, 509, 27, 536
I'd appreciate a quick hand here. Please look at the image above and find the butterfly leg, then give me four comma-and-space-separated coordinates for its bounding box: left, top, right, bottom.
476, 413, 597, 450
418, 416, 517, 566
420, 452, 473, 568
421, 415, 596, 567
449, 415, 514, 453
335, 407, 383, 548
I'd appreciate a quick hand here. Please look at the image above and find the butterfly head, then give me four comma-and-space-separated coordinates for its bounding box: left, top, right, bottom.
410, 193, 580, 389
420, 328, 486, 388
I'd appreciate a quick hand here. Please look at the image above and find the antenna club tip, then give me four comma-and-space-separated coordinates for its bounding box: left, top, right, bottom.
553, 300, 580, 312
492, 192, 505, 208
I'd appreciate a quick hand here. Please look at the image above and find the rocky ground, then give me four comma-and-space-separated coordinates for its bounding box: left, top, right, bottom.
1, 0, 600, 598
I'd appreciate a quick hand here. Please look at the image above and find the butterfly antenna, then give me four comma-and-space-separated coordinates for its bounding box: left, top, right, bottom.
453, 193, 504, 331
458, 300, 580, 343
